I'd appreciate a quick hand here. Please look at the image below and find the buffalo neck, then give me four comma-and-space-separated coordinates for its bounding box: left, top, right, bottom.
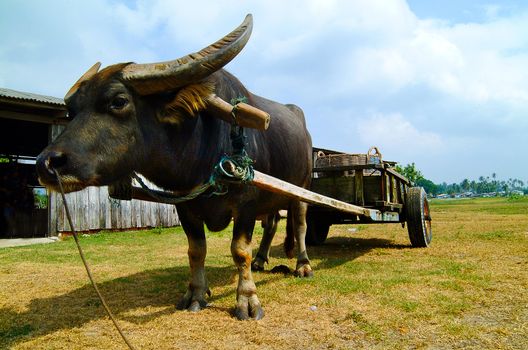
138, 111, 232, 192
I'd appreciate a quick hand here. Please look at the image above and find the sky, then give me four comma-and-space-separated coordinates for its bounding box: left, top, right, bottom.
1, 0, 527, 184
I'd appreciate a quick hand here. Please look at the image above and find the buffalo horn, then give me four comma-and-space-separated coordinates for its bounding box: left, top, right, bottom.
64, 62, 102, 101
121, 14, 253, 95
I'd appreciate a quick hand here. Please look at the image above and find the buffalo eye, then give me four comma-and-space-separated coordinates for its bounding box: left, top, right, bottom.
110, 96, 129, 110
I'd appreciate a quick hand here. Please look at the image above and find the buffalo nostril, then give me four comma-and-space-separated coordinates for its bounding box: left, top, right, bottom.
47, 151, 68, 172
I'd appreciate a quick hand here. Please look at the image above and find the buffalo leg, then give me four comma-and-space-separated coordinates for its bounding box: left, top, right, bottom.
176, 209, 210, 312
232, 207, 264, 320
251, 212, 280, 271
290, 200, 313, 277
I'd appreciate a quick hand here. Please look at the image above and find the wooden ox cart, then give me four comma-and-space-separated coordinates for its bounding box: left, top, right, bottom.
305, 147, 432, 247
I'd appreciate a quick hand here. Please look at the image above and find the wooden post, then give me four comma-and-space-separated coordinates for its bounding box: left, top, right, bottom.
385, 173, 390, 203
354, 170, 364, 206
391, 175, 398, 204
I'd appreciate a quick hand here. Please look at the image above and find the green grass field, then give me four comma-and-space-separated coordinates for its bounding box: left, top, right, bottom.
0, 197, 527, 349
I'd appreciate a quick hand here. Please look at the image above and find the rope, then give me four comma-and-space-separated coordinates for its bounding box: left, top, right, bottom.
53, 169, 137, 350
229, 96, 248, 124
130, 152, 253, 204
214, 154, 254, 183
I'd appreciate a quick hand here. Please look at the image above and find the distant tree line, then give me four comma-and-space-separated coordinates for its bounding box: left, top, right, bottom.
394, 163, 527, 196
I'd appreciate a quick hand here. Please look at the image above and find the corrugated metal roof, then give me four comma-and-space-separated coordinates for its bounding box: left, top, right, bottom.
0, 87, 65, 107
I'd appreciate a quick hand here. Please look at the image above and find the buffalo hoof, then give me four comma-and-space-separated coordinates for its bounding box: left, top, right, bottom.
234, 295, 264, 320
251, 255, 267, 272
251, 260, 265, 272
294, 263, 314, 278
176, 287, 211, 312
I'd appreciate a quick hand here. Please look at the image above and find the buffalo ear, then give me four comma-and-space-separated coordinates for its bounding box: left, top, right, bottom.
158, 81, 215, 124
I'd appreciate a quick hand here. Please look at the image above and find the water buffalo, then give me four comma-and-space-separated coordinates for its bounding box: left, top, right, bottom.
36, 14, 313, 320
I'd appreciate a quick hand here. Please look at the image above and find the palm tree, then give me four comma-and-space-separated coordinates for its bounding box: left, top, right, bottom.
461, 178, 470, 192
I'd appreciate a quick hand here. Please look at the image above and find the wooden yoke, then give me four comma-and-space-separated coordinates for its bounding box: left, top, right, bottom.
206, 94, 270, 130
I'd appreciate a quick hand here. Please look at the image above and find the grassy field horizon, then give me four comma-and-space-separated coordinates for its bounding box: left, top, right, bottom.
1, 197, 526, 349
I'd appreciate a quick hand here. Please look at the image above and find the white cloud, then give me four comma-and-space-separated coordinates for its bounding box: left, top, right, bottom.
322, 5, 528, 109
355, 112, 444, 156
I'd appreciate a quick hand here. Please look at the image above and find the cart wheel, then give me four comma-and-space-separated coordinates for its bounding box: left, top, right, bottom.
406, 187, 432, 247
306, 217, 330, 246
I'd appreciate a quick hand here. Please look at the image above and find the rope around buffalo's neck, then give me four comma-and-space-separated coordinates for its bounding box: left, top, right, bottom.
53, 168, 137, 350
130, 153, 254, 204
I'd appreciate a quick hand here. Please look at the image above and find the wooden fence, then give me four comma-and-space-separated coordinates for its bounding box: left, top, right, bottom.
49, 182, 179, 234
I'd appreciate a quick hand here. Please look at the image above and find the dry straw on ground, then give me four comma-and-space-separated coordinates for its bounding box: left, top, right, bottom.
1, 197, 527, 349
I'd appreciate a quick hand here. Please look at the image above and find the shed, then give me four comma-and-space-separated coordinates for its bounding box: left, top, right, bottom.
0, 87, 179, 238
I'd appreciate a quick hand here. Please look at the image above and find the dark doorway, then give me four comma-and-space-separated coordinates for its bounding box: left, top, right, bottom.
0, 118, 51, 238
0, 158, 48, 238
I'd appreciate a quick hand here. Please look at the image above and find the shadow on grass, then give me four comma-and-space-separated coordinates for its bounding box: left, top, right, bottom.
262, 234, 410, 273
311, 236, 409, 270
0, 264, 282, 348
